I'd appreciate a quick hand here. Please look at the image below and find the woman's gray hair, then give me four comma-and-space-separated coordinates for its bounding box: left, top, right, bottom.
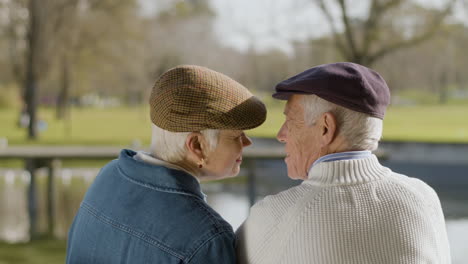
150, 124, 219, 163
301, 95, 383, 151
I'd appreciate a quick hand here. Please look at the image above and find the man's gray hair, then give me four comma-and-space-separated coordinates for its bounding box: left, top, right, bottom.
150, 124, 219, 163
301, 95, 383, 151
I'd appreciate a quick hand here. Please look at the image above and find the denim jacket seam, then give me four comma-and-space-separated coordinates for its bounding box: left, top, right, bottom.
186, 230, 235, 263
193, 199, 221, 226
117, 165, 204, 200
193, 198, 236, 230
80, 201, 186, 260
185, 223, 234, 259
184, 199, 234, 257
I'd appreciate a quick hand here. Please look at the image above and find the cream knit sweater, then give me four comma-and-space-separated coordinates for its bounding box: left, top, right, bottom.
236, 155, 451, 264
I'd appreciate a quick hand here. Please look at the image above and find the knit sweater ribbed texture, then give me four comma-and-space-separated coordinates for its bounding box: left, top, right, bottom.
236, 155, 451, 264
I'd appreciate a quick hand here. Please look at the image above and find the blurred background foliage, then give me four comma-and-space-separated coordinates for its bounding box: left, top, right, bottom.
0, 0, 467, 142
1, 1, 468, 263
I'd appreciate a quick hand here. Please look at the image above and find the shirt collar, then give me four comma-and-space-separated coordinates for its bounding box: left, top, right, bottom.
310, 150, 372, 171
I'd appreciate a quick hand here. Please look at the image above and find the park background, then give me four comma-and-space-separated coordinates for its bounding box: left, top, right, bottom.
1, 0, 468, 263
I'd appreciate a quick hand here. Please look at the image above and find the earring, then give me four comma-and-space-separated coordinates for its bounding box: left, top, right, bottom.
198, 158, 204, 169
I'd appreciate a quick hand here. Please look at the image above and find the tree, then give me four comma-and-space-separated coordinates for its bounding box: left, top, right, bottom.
374, 22, 468, 104
23, 0, 46, 139
146, 0, 216, 77
53, 0, 143, 116
3, 0, 83, 138
2, 0, 144, 124
313, 0, 458, 66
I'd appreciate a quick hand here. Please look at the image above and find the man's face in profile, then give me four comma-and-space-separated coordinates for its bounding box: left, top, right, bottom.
276, 95, 322, 180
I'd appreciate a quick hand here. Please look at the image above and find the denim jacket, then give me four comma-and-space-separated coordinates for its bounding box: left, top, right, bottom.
66, 149, 236, 264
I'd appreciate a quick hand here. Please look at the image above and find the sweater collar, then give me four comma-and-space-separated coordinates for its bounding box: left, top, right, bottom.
118, 149, 205, 200
311, 150, 372, 168
307, 154, 391, 185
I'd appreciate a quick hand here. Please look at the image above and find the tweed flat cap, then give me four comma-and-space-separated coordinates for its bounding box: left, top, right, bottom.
149, 65, 267, 132
273, 62, 390, 119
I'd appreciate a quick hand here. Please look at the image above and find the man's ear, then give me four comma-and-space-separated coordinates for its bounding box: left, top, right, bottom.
321, 112, 337, 146
185, 132, 204, 161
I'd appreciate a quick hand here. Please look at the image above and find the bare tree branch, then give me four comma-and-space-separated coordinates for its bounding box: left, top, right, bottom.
313, 0, 457, 66
313, 0, 349, 58
362, 0, 403, 55
50, 0, 81, 35
367, 0, 455, 65
337, 0, 358, 58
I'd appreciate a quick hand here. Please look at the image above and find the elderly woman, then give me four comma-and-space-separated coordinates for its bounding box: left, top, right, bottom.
66, 65, 267, 264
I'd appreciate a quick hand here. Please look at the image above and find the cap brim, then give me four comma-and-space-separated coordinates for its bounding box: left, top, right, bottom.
272, 92, 291, 100
220, 96, 267, 130
273, 90, 315, 100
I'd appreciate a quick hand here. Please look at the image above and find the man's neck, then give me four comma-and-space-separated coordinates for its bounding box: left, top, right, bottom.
322, 135, 351, 156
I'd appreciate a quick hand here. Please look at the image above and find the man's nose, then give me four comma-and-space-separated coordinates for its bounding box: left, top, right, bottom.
276, 123, 287, 143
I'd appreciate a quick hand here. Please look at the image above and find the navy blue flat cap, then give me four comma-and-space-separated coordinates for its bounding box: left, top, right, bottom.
273, 62, 390, 119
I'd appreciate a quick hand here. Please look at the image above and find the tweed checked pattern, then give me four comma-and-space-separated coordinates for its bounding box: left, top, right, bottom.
150, 65, 267, 132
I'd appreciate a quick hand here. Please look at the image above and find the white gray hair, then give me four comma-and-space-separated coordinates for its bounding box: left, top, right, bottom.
300, 95, 383, 151
150, 124, 219, 163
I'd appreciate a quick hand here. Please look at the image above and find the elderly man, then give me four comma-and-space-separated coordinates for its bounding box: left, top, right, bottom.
236, 62, 451, 264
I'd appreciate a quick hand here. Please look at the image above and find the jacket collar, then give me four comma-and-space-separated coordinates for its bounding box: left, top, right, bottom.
117, 149, 205, 200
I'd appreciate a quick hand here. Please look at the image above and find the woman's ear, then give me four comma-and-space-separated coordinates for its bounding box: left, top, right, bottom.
321, 112, 337, 146
185, 132, 204, 161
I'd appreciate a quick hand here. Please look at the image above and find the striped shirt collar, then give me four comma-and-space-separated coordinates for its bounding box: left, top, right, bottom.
311, 150, 372, 170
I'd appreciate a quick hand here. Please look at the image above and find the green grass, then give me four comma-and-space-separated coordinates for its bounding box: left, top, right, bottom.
0, 107, 150, 146
383, 104, 468, 143
394, 89, 468, 105
0, 102, 468, 146
0, 239, 66, 264
260, 103, 468, 143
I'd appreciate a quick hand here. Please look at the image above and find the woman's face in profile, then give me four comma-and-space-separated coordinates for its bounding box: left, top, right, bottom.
201, 130, 252, 180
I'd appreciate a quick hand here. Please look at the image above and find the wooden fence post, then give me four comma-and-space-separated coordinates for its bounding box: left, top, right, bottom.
26, 158, 38, 240
46, 159, 61, 237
